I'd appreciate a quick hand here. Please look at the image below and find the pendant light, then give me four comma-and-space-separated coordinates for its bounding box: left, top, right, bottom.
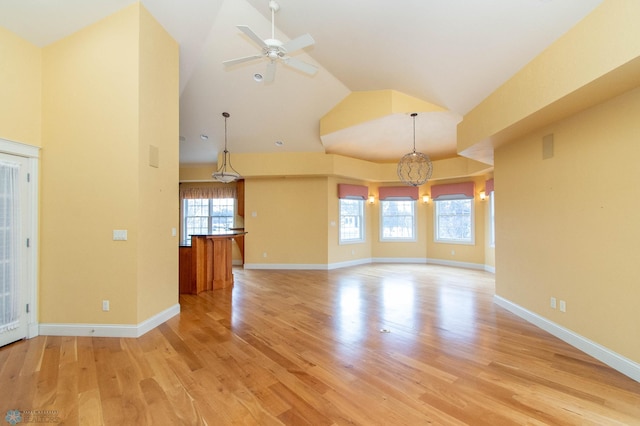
212, 112, 240, 183
397, 113, 433, 187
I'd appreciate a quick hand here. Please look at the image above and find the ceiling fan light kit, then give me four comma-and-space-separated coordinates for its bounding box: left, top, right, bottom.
397, 113, 433, 187
212, 112, 241, 183
222, 0, 317, 83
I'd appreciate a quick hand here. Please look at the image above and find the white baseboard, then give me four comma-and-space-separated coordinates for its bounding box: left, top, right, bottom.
373, 257, 427, 264
243, 263, 329, 270
328, 258, 372, 270
426, 258, 485, 270
244, 258, 495, 272
39, 303, 180, 338
494, 296, 640, 383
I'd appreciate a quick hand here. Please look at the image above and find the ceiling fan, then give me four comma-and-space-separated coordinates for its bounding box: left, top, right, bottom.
223, 0, 317, 83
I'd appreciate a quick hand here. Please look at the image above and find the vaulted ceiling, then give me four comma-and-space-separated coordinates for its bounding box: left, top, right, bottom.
0, 0, 602, 165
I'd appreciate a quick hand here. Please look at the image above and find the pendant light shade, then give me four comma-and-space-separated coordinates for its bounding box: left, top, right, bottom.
397, 113, 433, 187
212, 112, 241, 183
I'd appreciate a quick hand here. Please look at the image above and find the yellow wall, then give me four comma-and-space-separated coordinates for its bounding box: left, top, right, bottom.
178, 181, 244, 262
423, 176, 488, 266
495, 86, 640, 363
39, 3, 178, 325
215, 151, 491, 182
456, 0, 640, 367
327, 177, 373, 265
459, 0, 640, 165
41, 4, 140, 324
179, 164, 217, 182
320, 90, 446, 136
179, 152, 495, 268
369, 183, 428, 260
244, 177, 329, 266
0, 27, 41, 146
484, 185, 495, 270
180, 161, 494, 269
136, 6, 180, 322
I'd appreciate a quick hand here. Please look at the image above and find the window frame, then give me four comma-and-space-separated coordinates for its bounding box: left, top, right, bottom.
489, 190, 495, 247
434, 195, 475, 245
182, 197, 235, 245
339, 198, 365, 244
379, 198, 417, 242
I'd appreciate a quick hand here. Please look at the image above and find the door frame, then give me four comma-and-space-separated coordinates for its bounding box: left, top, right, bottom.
0, 138, 40, 339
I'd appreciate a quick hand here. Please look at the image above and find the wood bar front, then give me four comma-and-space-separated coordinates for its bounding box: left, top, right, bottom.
179, 233, 245, 294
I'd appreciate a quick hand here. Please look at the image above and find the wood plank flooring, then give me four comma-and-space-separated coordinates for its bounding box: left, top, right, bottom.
1, 264, 639, 425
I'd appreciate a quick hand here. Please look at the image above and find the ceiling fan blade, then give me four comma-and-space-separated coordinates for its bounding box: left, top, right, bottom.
283, 57, 318, 76
237, 25, 268, 49
282, 33, 315, 53
264, 61, 276, 83
223, 54, 263, 67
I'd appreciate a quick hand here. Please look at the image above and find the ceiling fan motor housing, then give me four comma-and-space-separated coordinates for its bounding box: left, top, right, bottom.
268, 1, 280, 13
221, 0, 317, 83
264, 39, 286, 59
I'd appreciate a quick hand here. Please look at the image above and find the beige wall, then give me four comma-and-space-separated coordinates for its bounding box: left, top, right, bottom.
39, 3, 178, 325
424, 176, 489, 267
180, 165, 494, 269
178, 181, 244, 261
0, 27, 41, 146
456, 0, 640, 368
136, 6, 180, 322
41, 4, 140, 324
495, 87, 640, 363
369, 183, 428, 261
327, 177, 373, 265
244, 177, 329, 266
484, 185, 495, 270
459, 0, 640, 164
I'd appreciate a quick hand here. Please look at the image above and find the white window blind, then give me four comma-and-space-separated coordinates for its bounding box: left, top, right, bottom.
0, 161, 20, 333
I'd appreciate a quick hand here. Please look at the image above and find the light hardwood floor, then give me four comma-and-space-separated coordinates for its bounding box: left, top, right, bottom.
1, 264, 639, 425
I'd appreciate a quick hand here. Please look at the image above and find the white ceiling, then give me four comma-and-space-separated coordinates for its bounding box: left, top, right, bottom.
0, 0, 603, 165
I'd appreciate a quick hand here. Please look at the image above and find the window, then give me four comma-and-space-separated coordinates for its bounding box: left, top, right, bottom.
380, 199, 416, 241
182, 198, 234, 244
434, 198, 474, 244
339, 198, 364, 243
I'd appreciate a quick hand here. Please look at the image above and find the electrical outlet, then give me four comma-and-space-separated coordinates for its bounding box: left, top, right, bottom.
102, 300, 110, 312
263, 252, 267, 258
550, 297, 557, 309
559, 300, 566, 313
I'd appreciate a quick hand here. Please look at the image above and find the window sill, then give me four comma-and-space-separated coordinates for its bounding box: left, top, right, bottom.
434, 239, 475, 246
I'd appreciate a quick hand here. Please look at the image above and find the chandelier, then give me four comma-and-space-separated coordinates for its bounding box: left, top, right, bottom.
212, 112, 241, 183
397, 112, 433, 187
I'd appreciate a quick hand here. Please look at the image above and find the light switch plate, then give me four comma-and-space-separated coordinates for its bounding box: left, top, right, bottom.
149, 145, 159, 168
113, 230, 127, 241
